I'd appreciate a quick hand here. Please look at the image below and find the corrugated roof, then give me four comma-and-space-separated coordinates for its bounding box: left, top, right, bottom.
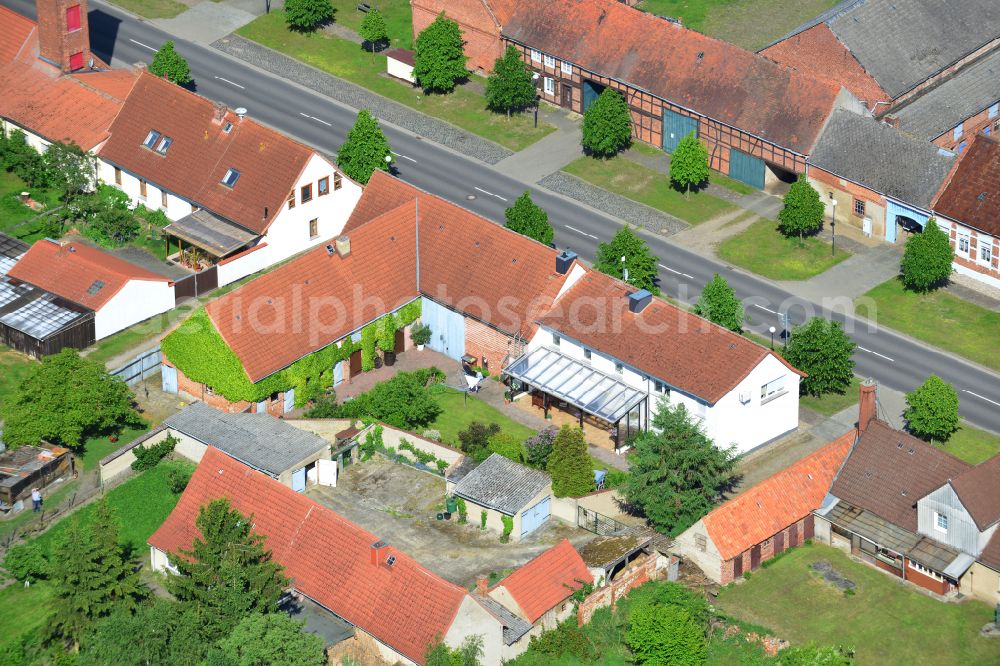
453, 453, 551, 516
491, 539, 591, 623
148, 447, 470, 665
808, 109, 955, 208
932, 133, 1000, 236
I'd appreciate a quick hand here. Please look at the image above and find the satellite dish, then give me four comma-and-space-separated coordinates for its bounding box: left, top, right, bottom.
88, 57, 94, 69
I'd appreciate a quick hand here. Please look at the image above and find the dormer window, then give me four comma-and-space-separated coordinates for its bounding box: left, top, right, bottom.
221, 168, 240, 188
143, 130, 161, 149
154, 136, 172, 155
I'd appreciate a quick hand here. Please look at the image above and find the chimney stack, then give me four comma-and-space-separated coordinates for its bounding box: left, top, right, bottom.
476, 576, 489, 596
37, 0, 91, 72
335, 235, 351, 258
883, 115, 900, 128
370, 540, 387, 566
628, 289, 652, 314
859, 378, 877, 432
555, 250, 577, 275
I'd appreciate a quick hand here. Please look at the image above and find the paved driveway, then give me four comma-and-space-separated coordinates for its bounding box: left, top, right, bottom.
307, 457, 596, 587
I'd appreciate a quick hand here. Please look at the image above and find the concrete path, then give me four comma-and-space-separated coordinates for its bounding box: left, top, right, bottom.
670, 208, 758, 257
781, 242, 903, 302
154, 0, 262, 46
493, 110, 582, 183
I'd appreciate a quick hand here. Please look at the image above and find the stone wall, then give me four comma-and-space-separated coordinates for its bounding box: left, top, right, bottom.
577, 552, 658, 626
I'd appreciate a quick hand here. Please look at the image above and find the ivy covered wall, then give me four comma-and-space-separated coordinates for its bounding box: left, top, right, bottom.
161, 300, 421, 405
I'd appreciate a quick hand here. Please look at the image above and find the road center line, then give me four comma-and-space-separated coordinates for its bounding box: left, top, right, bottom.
857, 346, 895, 362
564, 224, 598, 240
963, 390, 1000, 408
752, 303, 779, 315
309, 115, 331, 127
128, 38, 157, 52
473, 186, 508, 202
659, 263, 681, 275
214, 75, 245, 89
391, 151, 418, 163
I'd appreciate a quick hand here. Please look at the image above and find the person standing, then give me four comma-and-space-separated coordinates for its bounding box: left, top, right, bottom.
31, 487, 42, 513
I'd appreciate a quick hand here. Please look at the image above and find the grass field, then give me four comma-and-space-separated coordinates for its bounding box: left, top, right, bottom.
237, 13, 555, 152
563, 155, 737, 225
941, 423, 1000, 465
716, 542, 1000, 666
86, 302, 195, 366
427, 387, 536, 446
331, 0, 414, 49
718, 219, 850, 280
799, 377, 862, 417
0, 171, 62, 243
860, 278, 1000, 373
0, 345, 37, 411
638, 0, 841, 51
625, 142, 757, 196
106, 0, 185, 19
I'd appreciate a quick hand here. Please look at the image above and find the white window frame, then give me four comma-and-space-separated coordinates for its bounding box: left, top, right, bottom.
953, 124, 964, 140
543, 54, 555, 68
561, 60, 573, 76
935, 511, 948, 532
980, 242, 993, 266
990, 102, 999, 119
530, 49, 541, 62
957, 233, 970, 257
760, 376, 786, 402
543, 76, 555, 95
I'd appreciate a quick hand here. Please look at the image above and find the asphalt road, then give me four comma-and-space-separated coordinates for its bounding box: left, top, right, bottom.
7, 0, 1000, 433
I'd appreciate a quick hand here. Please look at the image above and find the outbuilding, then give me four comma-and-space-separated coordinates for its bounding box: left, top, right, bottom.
449, 454, 552, 541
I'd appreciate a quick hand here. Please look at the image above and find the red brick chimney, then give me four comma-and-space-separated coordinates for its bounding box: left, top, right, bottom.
858, 378, 877, 432
476, 576, 489, 596
37, 0, 91, 72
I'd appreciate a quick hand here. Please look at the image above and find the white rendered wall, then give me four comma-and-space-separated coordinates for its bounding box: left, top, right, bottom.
444, 595, 504, 666
94, 278, 175, 339
96, 158, 194, 221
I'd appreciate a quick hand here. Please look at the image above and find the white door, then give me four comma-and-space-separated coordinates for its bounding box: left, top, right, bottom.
316, 459, 338, 487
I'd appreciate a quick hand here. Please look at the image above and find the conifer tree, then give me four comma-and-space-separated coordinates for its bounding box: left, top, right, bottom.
547, 426, 593, 497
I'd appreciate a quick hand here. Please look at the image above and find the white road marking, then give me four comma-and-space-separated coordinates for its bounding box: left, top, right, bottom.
857, 346, 895, 362
298, 112, 331, 127
129, 38, 157, 52
391, 151, 418, 163
474, 186, 507, 202
214, 75, 245, 89
963, 390, 1000, 408
657, 263, 694, 279
752, 303, 779, 315
564, 224, 598, 240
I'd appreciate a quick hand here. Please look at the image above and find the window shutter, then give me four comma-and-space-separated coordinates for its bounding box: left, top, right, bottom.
66, 5, 81, 31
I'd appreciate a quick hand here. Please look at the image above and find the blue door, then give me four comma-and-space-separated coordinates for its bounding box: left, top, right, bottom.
728, 149, 765, 189
291, 467, 306, 492
421, 297, 465, 361
520, 496, 551, 538
582, 80, 604, 112
333, 361, 344, 386
256, 399, 267, 413
662, 109, 698, 153
283, 388, 295, 414
161, 365, 178, 394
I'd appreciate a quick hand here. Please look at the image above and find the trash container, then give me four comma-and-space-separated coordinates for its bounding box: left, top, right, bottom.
446, 496, 458, 514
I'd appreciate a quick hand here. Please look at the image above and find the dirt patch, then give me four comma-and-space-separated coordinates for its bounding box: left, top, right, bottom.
811, 560, 856, 591
308, 457, 597, 587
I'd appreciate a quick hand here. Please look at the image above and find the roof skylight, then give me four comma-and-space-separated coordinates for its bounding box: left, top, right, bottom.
143, 130, 161, 149
86, 280, 105, 295
221, 168, 240, 188
155, 136, 173, 155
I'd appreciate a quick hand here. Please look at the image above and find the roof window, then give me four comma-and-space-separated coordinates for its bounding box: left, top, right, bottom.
223, 122, 234, 134
142, 130, 161, 149
221, 168, 240, 188
86, 280, 105, 295
154, 136, 172, 155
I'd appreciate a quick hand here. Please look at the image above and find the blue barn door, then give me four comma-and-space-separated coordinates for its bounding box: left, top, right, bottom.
662, 109, 698, 153
333, 361, 344, 386
161, 365, 178, 394
520, 496, 551, 538
582, 80, 605, 112
421, 297, 465, 361
283, 388, 295, 414
728, 149, 765, 190
291, 467, 306, 492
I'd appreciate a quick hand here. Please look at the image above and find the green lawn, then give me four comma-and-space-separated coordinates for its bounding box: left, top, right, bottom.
105, 0, 185, 19
0, 171, 62, 243
718, 218, 849, 280
86, 302, 195, 366
427, 387, 536, 446
859, 278, 1000, 373
77, 425, 151, 473
942, 423, 1000, 465
563, 155, 737, 225
625, 142, 756, 196
0, 345, 37, 411
331, 0, 414, 49
716, 542, 1000, 666
799, 377, 862, 417
638, 0, 841, 50
0, 582, 55, 653
237, 13, 555, 152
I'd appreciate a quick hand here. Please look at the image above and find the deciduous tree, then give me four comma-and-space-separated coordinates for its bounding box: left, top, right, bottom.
524, 426, 558, 469
0, 348, 143, 448
217, 613, 326, 666
905, 375, 960, 443
581, 88, 632, 157
167, 499, 287, 642
693, 273, 744, 333
283, 0, 333, 32
425, 635, 484, 666
547, 426, 593, 498
489, 432, 525, 463
504, 190, 553, 245
149, 41, 192, 85
622, 402, 738, 535
359, 8, 389, 58
44, 141, 95, 204
594, 225, 660, 293
626, 603, 706, 666
413, 13, 468, 93
458, 421, 501, 462
80, 600, 207, 666
669, 131, 709, 197
778, 175, 825, 241
783, 318, 856, 398
337, 109, 392, 184
486, 45, 536, 118
1, 542, 48, 584
900, 218, 952, 292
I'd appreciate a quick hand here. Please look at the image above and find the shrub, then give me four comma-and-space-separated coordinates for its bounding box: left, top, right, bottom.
456, 497, 468, 524
480, 510, 488, 531
360, 425, 385, 461
331, 370, 442, 429
488, 432, 524, 463
500, 515, 513, 543
284, 0, 333, 32
524, 426, 557, 468
619, 582, 712, 631
525, 619, 596, 660
743, 571, 752, 580
626, 603, 706, 666
303, 392, 337, 418
459, 421, 501, 462
2, 542, 48, 583
168, 467, 193, 494
410, 323, 432, 346
131, 434, 177, 471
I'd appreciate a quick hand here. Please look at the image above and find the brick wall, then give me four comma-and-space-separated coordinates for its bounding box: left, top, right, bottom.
412, 0, 503, 74
720, 518, 809, 584
946, 219, 1000, 284
932, 111, 1000, 152
464, 318, 520, 372
808, 166, 888, 239
37, 0, 90, 72
577, 552, 658, 626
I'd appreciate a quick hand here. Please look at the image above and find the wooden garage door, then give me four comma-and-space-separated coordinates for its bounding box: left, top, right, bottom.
728, 149, 765, 190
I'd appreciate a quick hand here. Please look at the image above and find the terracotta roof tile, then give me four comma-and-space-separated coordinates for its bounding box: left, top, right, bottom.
0, 6, 34, 65
148, 447, 468, 664
932, 133, 1000, 236
949, 453, 1000, 531
703, 431, 854, 561
99, 72, 314, 234
503, 0, 843, 153
829, 420, 970, 531
491, 539, 591, 622
978, 530, 1000, 572
7, 238, 169, 310
538, 271, 803, 404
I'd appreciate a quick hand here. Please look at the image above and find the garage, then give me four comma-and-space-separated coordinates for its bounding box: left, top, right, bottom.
520, 496, 551, 538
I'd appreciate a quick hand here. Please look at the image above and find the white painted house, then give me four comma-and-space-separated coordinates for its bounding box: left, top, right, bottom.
97, 71, 362, 289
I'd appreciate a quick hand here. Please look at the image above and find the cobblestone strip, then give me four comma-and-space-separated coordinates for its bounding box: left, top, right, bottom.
538, 172, 688, 237
211, 35, 514, 165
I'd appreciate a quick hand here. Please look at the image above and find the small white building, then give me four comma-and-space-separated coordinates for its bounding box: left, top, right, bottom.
385, 48, 416, 84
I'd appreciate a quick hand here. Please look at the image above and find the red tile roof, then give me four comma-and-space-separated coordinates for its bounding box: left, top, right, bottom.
148, 447, 469, 665
949, 453, 1000, 531
978, 530, 1000, 572
491, 539, 591, 622
0, 6, 34, 65
538, 271, 803, 404
502, 0, 843, 154
7, 238, 170, 310
932, 133, 1000, 236
703, 431, 855, 561
99, 71, 315, 234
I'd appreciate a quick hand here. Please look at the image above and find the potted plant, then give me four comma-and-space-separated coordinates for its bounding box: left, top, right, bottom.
410, 323, 432, 351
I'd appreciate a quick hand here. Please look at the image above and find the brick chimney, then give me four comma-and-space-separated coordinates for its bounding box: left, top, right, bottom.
858, 378, 877, 432
476, 576, 489, 596
37, 0, 91, 72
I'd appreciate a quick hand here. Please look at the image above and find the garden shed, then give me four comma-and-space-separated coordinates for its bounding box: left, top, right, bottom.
450, 453, 552, 541
0, 443, 72, 508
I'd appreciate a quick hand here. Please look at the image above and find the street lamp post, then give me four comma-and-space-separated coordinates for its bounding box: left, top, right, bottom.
829, 194, 838, 257
385, 153, 392, 172
531, 75, 540, 128
768, 326, 776, 350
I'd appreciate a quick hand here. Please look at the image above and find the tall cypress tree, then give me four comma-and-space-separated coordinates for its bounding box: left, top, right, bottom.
547, 426, 594, 497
